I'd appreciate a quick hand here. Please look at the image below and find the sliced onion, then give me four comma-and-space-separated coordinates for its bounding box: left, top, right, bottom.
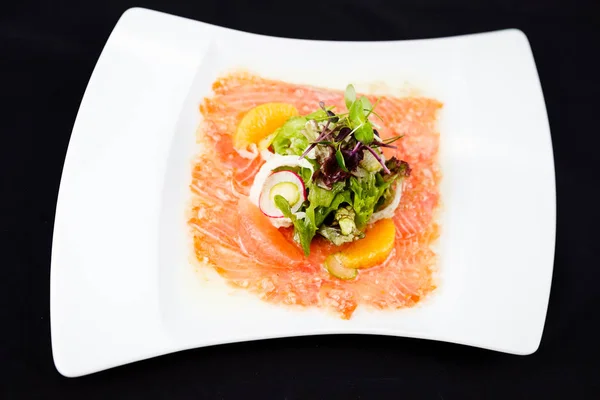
260, 148, 274, 160
369, 184, 403, 223
259, 171, 306, 218
249, 154, 313, 206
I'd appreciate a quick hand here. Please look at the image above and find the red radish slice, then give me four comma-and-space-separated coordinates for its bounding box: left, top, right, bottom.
259, 171, 306, 218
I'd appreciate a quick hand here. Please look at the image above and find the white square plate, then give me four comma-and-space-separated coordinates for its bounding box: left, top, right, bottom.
51, 7, 555, 377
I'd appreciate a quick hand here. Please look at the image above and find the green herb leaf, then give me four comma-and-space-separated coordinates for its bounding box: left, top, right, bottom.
274, 194, 293, 216
349, 98, 365, 125
349, 98, 374, 145
368, 110, 384, 122
355, 123, 375, 145
345, 84, 357, 110
382, 134, 405, 144
360, 96, 372, 116
335, 148, 349, 172
365, 97, 381, 118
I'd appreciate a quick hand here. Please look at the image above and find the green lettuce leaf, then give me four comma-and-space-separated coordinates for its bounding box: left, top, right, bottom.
274, 195, 317, 256
271, 117, 310, 156
271, 110, 331, 156
305, 109, 329, 122
308, 181, 345, 208
306, 181, 351, 226
314, 190, 352, 227
349, 174, 390, 228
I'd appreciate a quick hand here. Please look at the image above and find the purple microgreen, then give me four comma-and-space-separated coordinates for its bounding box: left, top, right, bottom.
299, 120, 332, 159
326, 110, 339, 123
350, 141, 362, 155
319, 149, 350, 188
300, 143, 318, 159
319, 101, 340, 122
341, 144, 365, 171
335, 127, 352, 142
314, 121, 332, 141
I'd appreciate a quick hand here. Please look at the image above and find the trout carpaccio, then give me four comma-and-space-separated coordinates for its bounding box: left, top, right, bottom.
188, 73, 442, 319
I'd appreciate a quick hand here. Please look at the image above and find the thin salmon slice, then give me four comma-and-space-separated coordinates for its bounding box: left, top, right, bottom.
236, 196, 308, 267
188, 73, 442, 318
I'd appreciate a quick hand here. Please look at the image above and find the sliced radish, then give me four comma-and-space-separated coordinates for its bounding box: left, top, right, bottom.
249, 154, 313, 207
259, 171, 306, 218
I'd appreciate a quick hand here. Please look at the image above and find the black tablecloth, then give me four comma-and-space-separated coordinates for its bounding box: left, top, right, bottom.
2, 0, 599, 398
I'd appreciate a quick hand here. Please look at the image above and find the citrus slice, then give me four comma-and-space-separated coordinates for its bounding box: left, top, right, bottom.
324, 219, 396, 278
324, 255, 358, 280
234, 103, 298, 150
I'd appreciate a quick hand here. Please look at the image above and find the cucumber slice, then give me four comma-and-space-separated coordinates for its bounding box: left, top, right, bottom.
269, 182, 300, 206
258, 170, 306, 218
324, 254, 357, 280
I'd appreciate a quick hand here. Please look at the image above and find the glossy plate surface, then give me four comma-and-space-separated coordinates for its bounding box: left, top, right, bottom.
51, 7, 555, 377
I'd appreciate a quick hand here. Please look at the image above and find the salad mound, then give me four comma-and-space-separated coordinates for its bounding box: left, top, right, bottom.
246, 85, 411, 256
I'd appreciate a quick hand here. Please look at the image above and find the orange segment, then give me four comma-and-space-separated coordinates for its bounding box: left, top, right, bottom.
327, 219, 396, 273
234, 103, 298, 150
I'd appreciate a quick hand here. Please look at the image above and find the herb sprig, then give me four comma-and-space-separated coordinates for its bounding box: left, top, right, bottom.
300, 84, 405, 187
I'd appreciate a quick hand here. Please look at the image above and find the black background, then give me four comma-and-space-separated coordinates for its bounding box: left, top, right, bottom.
2, 0, 600, 398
